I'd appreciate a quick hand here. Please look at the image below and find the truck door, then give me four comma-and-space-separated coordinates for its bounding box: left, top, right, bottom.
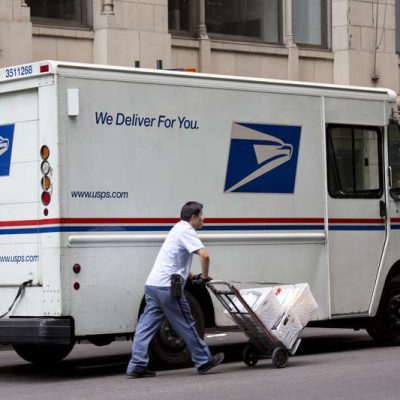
0, 89, 40, 286
326, 125, 387, 315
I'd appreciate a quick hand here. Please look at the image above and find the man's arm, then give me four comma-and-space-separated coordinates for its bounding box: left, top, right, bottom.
196, 248, 210, 280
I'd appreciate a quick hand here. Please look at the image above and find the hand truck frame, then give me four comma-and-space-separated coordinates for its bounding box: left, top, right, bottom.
207, 280, 301, 368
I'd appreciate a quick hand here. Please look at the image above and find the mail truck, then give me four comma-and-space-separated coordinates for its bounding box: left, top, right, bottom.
1, 61, 400, 367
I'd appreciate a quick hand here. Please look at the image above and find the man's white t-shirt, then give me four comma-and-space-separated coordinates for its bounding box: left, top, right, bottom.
146, 220, 204, 287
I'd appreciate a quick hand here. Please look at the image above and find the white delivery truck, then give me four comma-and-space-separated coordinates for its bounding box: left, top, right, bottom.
1, 61, 400, 367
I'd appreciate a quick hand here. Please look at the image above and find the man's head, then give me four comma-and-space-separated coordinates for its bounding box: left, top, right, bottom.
180, 201, 204, 229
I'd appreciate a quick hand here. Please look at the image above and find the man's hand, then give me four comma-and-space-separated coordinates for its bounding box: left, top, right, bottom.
191, 274, 212, 284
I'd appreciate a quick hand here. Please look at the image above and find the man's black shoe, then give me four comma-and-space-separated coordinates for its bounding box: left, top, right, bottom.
197, 353, 224, 374
126, 368, 156, 379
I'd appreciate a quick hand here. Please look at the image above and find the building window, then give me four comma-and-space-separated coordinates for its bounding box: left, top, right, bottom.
327, 125, 383, 198
205, 0, 280, 43
293, 0, 326, 47
26, 0, 92, 27
169, 0, 192, 33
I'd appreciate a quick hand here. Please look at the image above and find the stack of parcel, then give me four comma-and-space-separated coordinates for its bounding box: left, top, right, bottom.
230, 283, 318, 354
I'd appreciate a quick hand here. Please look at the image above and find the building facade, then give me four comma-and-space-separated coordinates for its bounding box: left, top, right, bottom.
0, 0, 399, 93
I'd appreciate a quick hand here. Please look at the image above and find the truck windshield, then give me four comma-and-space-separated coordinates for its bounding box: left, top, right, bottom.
388, 122, 400, 197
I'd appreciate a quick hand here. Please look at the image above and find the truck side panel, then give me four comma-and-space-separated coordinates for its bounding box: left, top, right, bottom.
57, 74, 328, 335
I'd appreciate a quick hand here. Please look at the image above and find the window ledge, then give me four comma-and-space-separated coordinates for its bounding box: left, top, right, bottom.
171, 36, 200, 49
32, 24, 94, 40
172, 36, 333, 60
211, 39, 289, 56
298, 48, 333, 60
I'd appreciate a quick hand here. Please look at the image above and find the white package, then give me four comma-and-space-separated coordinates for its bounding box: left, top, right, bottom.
279, 283, 318, 327
274, 285, 295, 305
271, 311, 303, 349
234, 287, 284, 329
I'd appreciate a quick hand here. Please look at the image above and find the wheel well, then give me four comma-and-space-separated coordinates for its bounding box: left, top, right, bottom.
137, 284, 216, 328
385, 260, 400, 285
372, 260, 400, 315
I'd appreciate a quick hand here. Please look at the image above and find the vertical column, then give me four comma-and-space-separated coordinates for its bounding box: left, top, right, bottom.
284, 0, 299, 81
198, 0, 207, 39
332, 0, 398, 91
93, 0, 171, 68
332, 0, 351, 85
0, 0, 32, 67
198, 0, 211, 73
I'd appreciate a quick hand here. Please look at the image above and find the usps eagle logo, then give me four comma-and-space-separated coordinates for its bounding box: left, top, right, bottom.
0, 137, 9, 157
224, 123, 301, 193
0, 124, 15, 177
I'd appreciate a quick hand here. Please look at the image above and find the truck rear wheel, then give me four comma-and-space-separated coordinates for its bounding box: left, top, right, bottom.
149, 291, 205, 369
13, 342, 75, 365
367, 276, 400, 343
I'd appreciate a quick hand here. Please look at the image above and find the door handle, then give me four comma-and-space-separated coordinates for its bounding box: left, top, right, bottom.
379, 200, 386, 218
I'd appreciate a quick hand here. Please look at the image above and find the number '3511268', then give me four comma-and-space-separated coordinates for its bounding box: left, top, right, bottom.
5, 65, 33, 79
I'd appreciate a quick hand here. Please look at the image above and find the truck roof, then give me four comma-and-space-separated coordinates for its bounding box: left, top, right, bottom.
0, 60, 397, 102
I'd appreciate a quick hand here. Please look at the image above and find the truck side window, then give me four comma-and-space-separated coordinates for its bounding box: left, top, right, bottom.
388, 122, 400, 197
327, 125, 383, 198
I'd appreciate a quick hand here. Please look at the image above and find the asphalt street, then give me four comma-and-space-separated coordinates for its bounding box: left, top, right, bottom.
1, 328, 399, 400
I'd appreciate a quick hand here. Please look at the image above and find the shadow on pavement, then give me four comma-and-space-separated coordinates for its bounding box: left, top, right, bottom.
0, 329, 389, 381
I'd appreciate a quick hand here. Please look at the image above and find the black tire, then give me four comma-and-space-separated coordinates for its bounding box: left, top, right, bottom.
243, 344, 259, 367
271, 346, 289, 368
149, 291, 205, 369
13, 342, 75, 365
367, 275, 400, 344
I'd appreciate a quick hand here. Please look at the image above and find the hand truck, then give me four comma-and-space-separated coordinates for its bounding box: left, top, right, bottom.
207, 280, 300, 368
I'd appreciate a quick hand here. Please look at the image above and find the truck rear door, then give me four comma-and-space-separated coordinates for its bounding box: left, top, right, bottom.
0, 88, 40, 286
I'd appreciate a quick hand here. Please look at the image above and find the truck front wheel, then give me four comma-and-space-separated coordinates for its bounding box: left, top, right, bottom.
367, 276, 400, 343
149, 291, 205, 369
13, 342, 75, 365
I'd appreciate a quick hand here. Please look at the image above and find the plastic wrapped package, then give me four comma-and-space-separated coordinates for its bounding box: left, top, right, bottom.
278, 283, 318, 327
231, 287, 284, 329
223, 282, 318, 351
274, 285, 295, 305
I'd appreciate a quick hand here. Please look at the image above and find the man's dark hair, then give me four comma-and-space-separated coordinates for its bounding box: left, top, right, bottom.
180, 201, 203, 222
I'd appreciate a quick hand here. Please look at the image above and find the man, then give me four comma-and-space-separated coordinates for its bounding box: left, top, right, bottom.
126, 201, 224, 378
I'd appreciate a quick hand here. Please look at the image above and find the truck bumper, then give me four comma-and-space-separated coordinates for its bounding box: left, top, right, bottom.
0, 318, 73, 345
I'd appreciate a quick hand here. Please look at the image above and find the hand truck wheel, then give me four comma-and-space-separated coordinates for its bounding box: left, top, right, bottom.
271, 346, 289, 368
243, 344, 259, 367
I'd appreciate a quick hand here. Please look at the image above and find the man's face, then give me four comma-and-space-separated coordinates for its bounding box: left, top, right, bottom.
190, 211, 204, 230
